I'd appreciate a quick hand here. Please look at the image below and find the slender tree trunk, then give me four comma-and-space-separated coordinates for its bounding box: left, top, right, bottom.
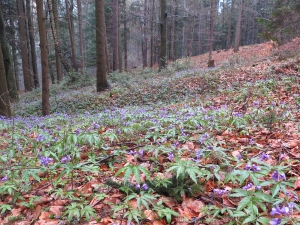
123, 0, 128, 70
159, 0, 167, 71
208, 0, 216, 67
65, 0, 78, 71
112, 0, 119, 71
0, 4, 18, 99
0, 42, 11, 118
251, 0, 257, 44
226, 0, 235, 49
118, 14, 122, 71
18, 0, 32, 91
234, 0, 244, 52
104, 20, 111, 73
47, 0, 73, 73
96, 0, 109, 91
26, 0, 39, 88
51, 0, 63, 81
77, 0, 84, 69
173, 0, 178, 60
36, 0, 50, 115
142, 0, 148, 68
150, 0, 154, 67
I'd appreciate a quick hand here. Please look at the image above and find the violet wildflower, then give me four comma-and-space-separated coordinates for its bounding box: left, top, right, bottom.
93, 122, 100, 129
237, 154, 243, 160
269, 218, 281, 225
1, 176, 8, 181
168, 152, 174, 161
271, 171, 286, 181
260, 153, 270, 161
128, 150, 136, 155
213, 189, 228, 196
199, 133, 209, 144
75, 129, 80, 135
36, 134, 46, 142
61, 155, 71, 163
255, 186, 262, 191
135, 184, 140, 189
39, 156, 53, 167
142, 183, 148, 191
138, 149, 144, 156
270, 204, 290, 216
242, 183, 253, 190
251, 164, 261, 172
249, 138, 255, 145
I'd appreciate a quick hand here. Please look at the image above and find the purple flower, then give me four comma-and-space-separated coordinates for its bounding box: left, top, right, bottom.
93, 122, 100, 129
128, 150, 136, 155
242, 183, 253, 190
271, 171, 286, 181
36, 134, 46, 142
199, 133, 209, 144
251, 164, 261, 172
75, 129, 80, 135
138, 149, 144, 156
135, 184, 140, 189
39, 156, 53, 167
269, 218, 281, 225
270, 204, 290, 216
1, 176, 8, 182
168, 152, 174, 161
237, 154, 243, 160
213, 189, 228, 195
61, 155, 71, 163
260, 153, 270, 161
255, 186, 262, 191
142, 183, 148, 191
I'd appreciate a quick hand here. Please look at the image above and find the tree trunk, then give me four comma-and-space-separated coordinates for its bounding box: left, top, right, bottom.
234, 0, 244, 52
150, 0, 154, 67
0, 4, 18, 100
47, 0, 73, 73
17, 0, 32, 91
26, 0, 39, 88
96, 0, 109, 91
77, 0, 84, 69
170, 0, 176, 61
112, 0, 119, 71
52, 0, 63, 82
142, 0, 148, 68
159, 0, 167, 71
36, 0, 50, 116
226, 0, 235, 49
65, 0, 78, 71
208, 0, 216, 67
123, 0, 128, 70
0, 42, 11, 118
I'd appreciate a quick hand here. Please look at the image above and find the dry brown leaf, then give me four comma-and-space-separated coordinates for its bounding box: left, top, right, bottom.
33, 205, 41, 220
144, 209, 158, 221
49, 206, 64, 217
294, 177, 300, 189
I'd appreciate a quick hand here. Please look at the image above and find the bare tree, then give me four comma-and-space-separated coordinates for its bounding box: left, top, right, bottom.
17, 0, 32, 91
0, 43, 11, 118
95, 0, 109, 91
112, 0, 119, 71
36, 0, 50, 115
234, 0, 244, 52
77, 0, 84, 69
159, 0, 167, 71
26, 0, 39, 88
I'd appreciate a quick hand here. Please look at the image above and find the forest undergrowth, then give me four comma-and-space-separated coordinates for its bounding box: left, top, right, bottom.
1, 39, 300, 225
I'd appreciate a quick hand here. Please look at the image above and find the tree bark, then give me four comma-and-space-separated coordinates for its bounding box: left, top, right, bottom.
26, 0, 39, 88
123, 0, 128, 70
234, 0, 244, 52
47, 0, 73, 73
52, 0, 63, 81
208, 0, 216, 67
226, 0, 235, 49
159, 0, 167, 71
36, 0, 50, 116
0, 3, 18, 100
96, 0, 109, 92
142, 0, 148, 68
150, 0, 154, 67
112, 0, 119, 71
17, 0, 32, 91
0, 42, 11, 118
65, 0, 78, 71
77, 0, 84, 69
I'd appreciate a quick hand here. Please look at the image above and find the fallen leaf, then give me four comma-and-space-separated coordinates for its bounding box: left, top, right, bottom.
294, 177, 300, 189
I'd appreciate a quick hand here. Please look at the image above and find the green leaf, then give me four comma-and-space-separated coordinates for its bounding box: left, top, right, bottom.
233, 211, 247, 217
237, 196, 252, 211
242, 215, 256, 224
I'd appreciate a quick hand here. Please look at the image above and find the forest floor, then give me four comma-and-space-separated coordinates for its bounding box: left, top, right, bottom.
1, 38, 300, 225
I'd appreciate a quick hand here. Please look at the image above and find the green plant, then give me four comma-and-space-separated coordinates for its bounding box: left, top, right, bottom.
63, 202, 97, 222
